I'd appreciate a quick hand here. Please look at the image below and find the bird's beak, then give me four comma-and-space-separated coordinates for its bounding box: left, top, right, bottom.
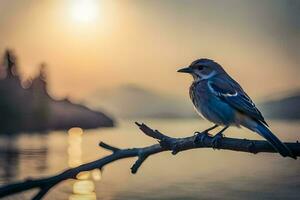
177, 67, 192, 73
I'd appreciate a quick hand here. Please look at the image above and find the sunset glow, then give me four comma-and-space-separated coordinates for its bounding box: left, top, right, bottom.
71, 0, 99, 23
0, 0, 299, 101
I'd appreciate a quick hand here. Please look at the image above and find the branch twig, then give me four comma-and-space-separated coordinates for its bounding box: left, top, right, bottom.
0, 122, 299, 200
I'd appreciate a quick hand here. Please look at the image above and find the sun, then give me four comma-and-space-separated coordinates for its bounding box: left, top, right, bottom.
71, 0, 99, 23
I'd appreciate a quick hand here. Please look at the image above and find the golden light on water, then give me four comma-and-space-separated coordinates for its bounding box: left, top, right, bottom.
67, 127, 100, 200
69, 193, 97, 200
91, 169, 102, 181
70, 0, 99, 23
76, 169, 102, 181
73, 180, 95, 195
76, 171, 90, 180
68, 127, 83, 168
68, 127, 83, 137
69, 192, 96, 200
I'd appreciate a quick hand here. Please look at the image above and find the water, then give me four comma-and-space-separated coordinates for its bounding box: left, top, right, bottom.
0, 119, 299, 200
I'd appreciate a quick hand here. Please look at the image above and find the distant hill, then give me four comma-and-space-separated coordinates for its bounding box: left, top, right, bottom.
0, 50, 114, 133
260, 92, 300, 120
88, 84, 197, 119
88, 84, 300, 121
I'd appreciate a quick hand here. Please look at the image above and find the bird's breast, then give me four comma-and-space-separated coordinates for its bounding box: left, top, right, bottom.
189, 81, 209, 117
189, 81, 208, 106
189, 81, 236, 125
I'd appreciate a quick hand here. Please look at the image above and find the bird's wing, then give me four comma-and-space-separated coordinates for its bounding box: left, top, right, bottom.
208, 77, 268, 126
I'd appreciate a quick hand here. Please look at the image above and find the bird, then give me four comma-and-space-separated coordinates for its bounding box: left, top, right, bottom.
177, 58, 296, 159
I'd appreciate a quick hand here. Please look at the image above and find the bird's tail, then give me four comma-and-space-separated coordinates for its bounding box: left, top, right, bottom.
255, 122, 296, 159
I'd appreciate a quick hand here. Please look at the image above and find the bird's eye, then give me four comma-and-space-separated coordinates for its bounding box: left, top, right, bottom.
197, 65, 204, 70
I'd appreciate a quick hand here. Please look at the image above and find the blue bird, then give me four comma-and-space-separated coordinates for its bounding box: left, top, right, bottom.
178, 58, 296, 159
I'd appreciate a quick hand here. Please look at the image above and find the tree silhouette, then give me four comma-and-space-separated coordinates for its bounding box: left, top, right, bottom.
3, 49, 18, 78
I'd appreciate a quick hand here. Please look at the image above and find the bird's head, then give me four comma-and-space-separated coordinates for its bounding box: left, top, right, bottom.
177, 58, 225, 81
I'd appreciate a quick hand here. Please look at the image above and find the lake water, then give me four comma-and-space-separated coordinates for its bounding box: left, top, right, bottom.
0, 119, 299, 200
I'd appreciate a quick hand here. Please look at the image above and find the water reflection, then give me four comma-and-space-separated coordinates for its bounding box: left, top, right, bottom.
68, 127, 83, 168
91, 169, 102, 181
68, 127, 99, 200
0, 135, 19, 183
0, 134, 48, 184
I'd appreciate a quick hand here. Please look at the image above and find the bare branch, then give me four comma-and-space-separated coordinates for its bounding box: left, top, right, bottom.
32, 186, 52, 200
131, 153, 148, 174
0, 122, 299, 200
135, 122, 167, 140
99, 141, 121, 152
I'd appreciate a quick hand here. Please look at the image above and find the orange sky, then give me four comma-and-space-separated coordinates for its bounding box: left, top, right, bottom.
0, 0, 299, 101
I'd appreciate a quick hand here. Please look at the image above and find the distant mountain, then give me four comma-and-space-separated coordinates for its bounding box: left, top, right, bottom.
0, 50, 114, 133
88, 84, 197, 119
88, 84, 300, 120
260, 92, 300, 120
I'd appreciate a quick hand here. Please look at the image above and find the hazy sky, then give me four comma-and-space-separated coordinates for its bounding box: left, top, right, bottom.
0, 0, 299, 101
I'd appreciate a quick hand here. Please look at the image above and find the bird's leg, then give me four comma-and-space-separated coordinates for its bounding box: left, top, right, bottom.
212, 126, 229, 149
194, 124, 219, 144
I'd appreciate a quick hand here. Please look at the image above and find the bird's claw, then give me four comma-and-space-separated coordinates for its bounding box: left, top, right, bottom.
211, 133, 224, 149
194, 130, 210, 144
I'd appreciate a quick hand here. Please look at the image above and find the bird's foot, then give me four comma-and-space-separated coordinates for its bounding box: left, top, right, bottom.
194, 130, 211, 144
211, 132, 224, 149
